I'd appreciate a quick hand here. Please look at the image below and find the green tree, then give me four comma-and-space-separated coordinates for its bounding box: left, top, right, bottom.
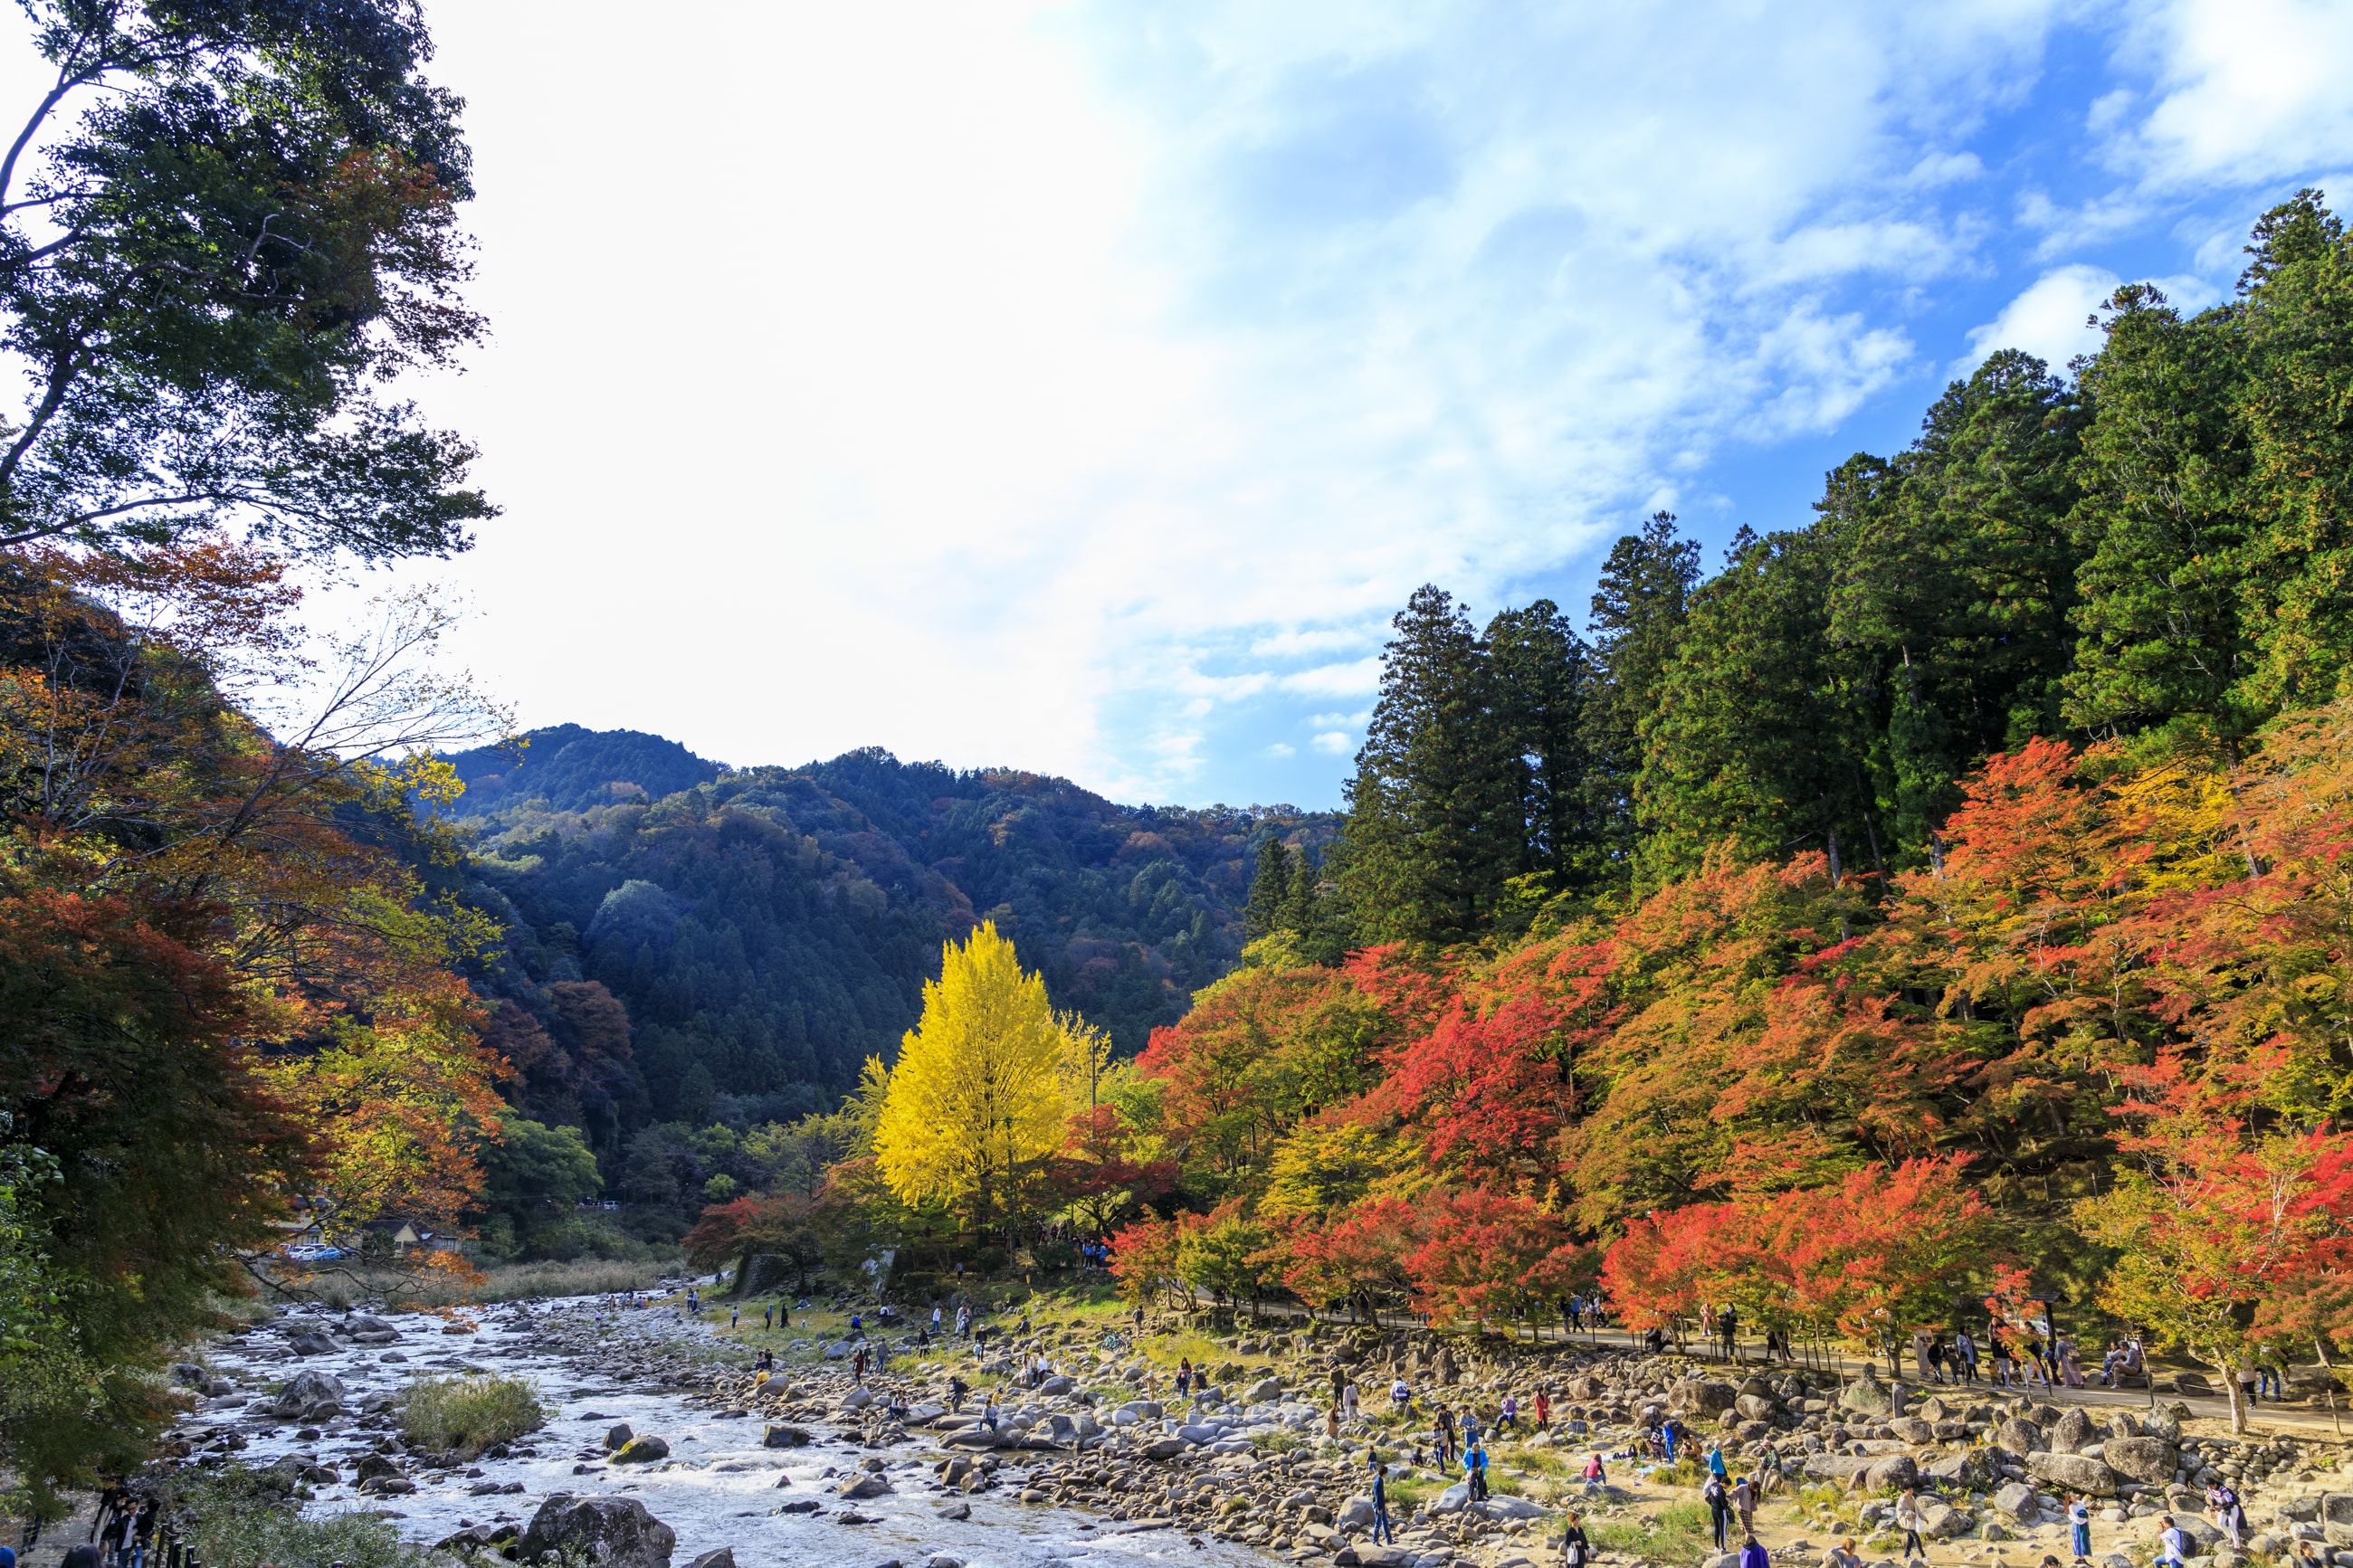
0, 0, 493, 556
1243, 837, 1294, 940
1338, 585, 1522, 944
480, 1118, 601, 1243
1584, 513, 1700, 880
1486, 598, 1602, 898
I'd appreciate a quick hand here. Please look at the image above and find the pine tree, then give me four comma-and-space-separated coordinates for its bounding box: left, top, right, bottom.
1485, 599, 1602, 896
1585, 514, 1700, 881
1338, 586, 1523, 945
1244, 838, 1295, 940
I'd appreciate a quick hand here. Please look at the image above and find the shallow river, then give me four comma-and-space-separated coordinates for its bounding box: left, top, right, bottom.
195, 1300, 1283, 1568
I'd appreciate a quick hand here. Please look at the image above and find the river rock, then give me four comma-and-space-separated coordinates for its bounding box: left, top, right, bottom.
1480, 1497, 1548, 1521
1998, 1416, 2045, 1454
612, 1435, 671, 1464
1140, 1437, 1191, 1459
1842, 1376, 1893, 1416
271, 1369, 346, 1421
2050, 1407, 2095, 1451
1338, 1497, 1377, 1528
761, 1423, 811, 1448
605, 1422, 634, 1450
2028, 1451, 2115, 1496
837, 1473, 891, 1499
1736, 1393, 1777, 1421
2104, 1438, 2177, 1484
1865, 1455, 1919, 1491
519, 1496, 676, 1568
287, 1328, 338, 1356
1992, 1482, 2039, 1521
1922, 1450, 1991, 1488
685, 1551, 733, 1568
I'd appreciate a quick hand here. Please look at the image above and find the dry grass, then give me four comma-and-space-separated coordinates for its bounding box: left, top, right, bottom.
399, 1373, 547, 1459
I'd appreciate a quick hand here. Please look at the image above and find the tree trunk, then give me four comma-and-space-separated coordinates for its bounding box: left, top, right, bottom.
2218, 1358, 2247, 1435
2317, 1338, 2344, 1438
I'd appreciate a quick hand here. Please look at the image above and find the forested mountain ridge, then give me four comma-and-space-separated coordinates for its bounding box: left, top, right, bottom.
433, 729, 1338, 1140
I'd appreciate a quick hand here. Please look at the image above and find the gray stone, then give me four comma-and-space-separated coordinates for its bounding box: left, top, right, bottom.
1338, 1497, 1377, 1529
837, 1473, 891, 1499
612, 1435, 670, 1464
1250, 1376, 1286, 1402
1737, 1393, 1777, 1422
1998, 1416, 2046, 1455
686, 1551, 734, 1568
1843, 1376, 1894, 1416
519, 1496, 676, 1568
1993, 1482, 2039, 1521
2027, 1451, 2116, 1496
1922, 1450, 1992, 1489
1039, 1374, 1073, 1396
2105, 1438, 2178, 1484
761, 1423, 811, 1448
271, 1370, 346, 1421
2050, 1408, 2095, 1452
1865, 1455, 1919, 1492
287, 1328, 338, 1356
1478, 1497, 1548, 1522
1140, 1437, 1191, 1459
605, 1422, 634, 1450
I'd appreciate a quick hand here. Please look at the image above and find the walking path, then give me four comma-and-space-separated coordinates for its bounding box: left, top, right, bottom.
1203, 1292, 2353, 1442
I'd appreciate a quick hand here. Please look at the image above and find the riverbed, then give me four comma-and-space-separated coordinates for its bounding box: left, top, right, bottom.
186, 1297, 1287, 1568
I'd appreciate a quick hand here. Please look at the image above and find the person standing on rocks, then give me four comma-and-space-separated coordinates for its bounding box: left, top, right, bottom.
1895, 1487, 1926, 1560
1343, 1381, 1361, 1425
1371, 1461, 1395, 1545
1956, 1328, 1978, 1383
1561, 1509, 1591, 1568
1703, 1473, 1732, 1550
2208, 1480, 2244, 1549
1464, 1436, 1490, 1502
1733, 1474, 1758, 1538
2066, 1493, 2091, 1562
1436, 1404, 1458, 1467
1535, 1386, 1550, 1429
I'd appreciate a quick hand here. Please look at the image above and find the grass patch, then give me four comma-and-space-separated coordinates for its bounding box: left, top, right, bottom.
399, 1373, 547, 1459
168, 1468, 436, 1568
1589, 1499, 1714, 1562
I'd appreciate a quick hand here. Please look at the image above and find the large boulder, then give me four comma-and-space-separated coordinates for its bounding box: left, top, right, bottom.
1805, 1454, 1878, 1488
2103, 1437, 2178, 1485
272, 1370, 346, 1421
1842, 1376, 1894, 1416
2049, 1408, 2095, 1452
1337, 1497, 1377, 1529
1736, 1394, 1777, 1422
519, 1497, 675, 1568
1891, 1417, 1936, 1445
1865, 1455, 1920, 1492
1997, 1416, 2045, 1455
1991, 1482, 2039, 1521
1671, 1382, 1740, 1418
1479, 1497, 1548, 1522
612, 1435, 670, 1464
286, 1327, 338, 1356
836, 1473, 891, 1500
2027, 1451, 2115, 1497
1140, 1437, 1191, 1459
761, 1423, 811, 1449
1922, 1450, 1992, 1489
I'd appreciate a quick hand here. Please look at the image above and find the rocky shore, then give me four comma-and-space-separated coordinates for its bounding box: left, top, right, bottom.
151, 1298, 2353, 1568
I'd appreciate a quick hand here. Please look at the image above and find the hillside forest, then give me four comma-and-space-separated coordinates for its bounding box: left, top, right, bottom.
3, 0, 2353, 1515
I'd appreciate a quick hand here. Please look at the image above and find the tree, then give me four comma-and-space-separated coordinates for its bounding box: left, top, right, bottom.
1403, 1187, 1585, 1334
0, 0, 493, 556
1338, 585, 1523, 944
1280, 1194, 1419, 1323
1584, 512, 1700, 879
1485, 599, 1601, 899
872, 921, 1074, 1240
480, 1118, 602, 1250
1109, 1213, 1184, 1312
1245, 838, 1295, 940
2074, 1051, 2353, 1433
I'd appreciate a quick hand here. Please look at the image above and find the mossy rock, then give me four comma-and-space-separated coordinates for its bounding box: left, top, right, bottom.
611, 1435, 671, 1464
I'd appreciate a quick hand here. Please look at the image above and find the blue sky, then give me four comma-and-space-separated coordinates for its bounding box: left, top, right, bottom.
107, 0, 2353, 811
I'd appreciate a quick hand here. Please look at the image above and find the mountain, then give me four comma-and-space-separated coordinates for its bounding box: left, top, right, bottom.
436, 729, 1337, 1148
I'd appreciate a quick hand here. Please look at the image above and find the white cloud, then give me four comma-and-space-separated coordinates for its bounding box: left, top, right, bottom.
2113, 0, 2353, 189
1265, 742, 1296, 757
1311, 732, 1355, 755
1957, 264, 2121, 376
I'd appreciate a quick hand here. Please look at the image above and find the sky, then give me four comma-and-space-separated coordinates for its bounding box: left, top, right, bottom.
26, 1, 2353, 811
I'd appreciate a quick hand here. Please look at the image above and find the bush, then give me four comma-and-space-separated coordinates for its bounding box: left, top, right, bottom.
399, 1374, 546, 1459
1589, 1499, 1713, 1562
169, 1468, 435, 1568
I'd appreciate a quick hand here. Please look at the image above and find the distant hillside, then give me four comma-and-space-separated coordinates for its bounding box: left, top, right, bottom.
438, 729, 1338, 1145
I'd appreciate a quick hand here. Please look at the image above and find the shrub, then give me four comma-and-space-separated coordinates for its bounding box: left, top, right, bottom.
399, 1374, 546, 1459
169, 1469, 435, 1568
1589, 1500, 1713, 1562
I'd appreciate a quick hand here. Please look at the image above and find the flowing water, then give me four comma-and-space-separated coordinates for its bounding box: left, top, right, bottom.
194, 1298, 1284, 1568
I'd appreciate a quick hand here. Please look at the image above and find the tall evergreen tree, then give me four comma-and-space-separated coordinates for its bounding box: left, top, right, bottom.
1338, 586, 1522, 945
1244, 838, 1295, 940
1584, 513, 1700, 880
1485, 599, 1602, 896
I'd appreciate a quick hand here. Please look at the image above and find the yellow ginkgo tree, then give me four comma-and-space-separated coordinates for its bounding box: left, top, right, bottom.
874, 922, 1076, 1242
